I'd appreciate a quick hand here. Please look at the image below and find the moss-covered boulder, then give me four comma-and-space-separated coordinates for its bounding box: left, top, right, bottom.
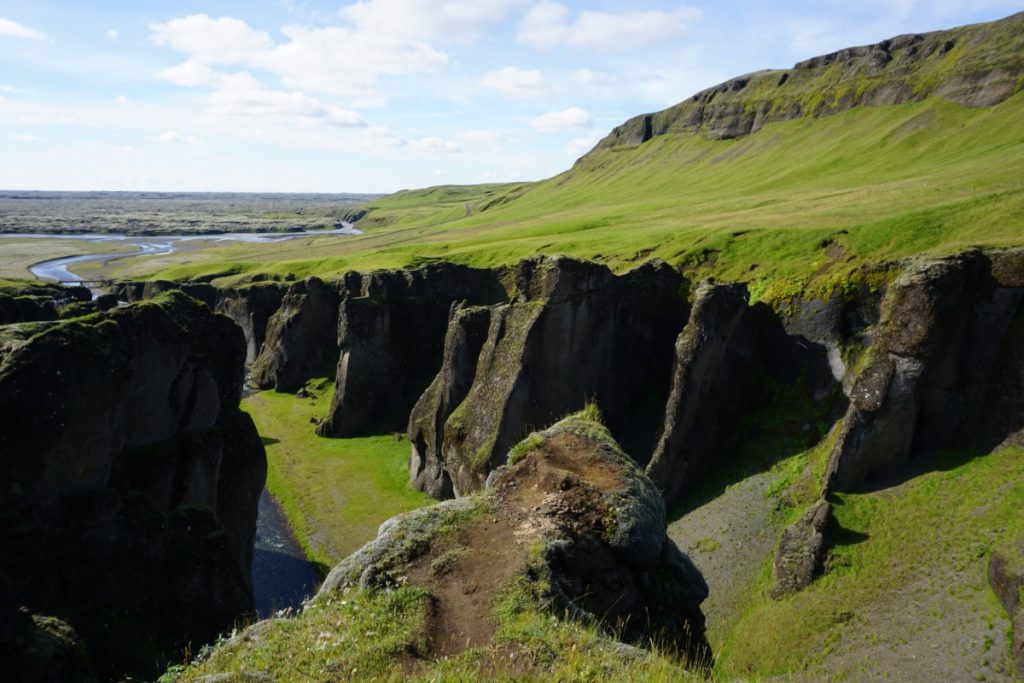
176, 412, 710, 681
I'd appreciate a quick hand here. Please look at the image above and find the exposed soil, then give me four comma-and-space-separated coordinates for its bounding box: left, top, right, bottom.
401, 432, 624, 660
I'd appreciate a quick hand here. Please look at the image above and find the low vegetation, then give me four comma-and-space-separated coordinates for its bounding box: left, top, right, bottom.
242, 382, 432, 572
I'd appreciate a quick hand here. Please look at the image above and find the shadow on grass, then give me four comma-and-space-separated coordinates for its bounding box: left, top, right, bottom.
260, 436, 281, 446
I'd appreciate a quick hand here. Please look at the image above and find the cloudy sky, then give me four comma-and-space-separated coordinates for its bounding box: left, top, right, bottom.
0, 1, 1019, 192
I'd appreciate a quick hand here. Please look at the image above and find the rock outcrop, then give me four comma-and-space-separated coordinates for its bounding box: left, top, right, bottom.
824, 250, 1024, 492
321, 412, 711, 660
0, 282, 90, 326
592, 12, 1024, 147
316, 263, 507, 438
0, 291, 267, 681
645, 282, 763, 506
645, 280, 844, 508
251, 277, 341, 391
989, 542, 1024, 676
215, 282, 287, 365
408, 256, 687, 498
772, 500, 832, 598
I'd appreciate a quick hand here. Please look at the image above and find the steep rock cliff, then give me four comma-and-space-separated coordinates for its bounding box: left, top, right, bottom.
215, 282, 287, 365
0, 292, 267, 681
824, 249, 1024, 492
593, 12, 1024, 148
251, 277, 341, 392
317, 263, 507, 438
409, 256, 686, 498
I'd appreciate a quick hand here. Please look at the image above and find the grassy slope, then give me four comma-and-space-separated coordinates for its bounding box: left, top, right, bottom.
107, 91, 1024, 297
710, 446, 1024, 681
242, 385, 432, 572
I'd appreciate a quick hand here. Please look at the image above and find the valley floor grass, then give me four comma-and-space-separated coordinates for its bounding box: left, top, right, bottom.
0, 238, 139, 281
242, 384, 433, 572
715, 446, 1024, 682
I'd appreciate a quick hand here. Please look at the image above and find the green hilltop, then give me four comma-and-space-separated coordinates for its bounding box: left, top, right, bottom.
125, 11, 1024, 303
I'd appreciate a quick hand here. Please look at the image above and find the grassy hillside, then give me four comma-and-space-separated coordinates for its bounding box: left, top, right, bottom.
103, 89, 1024, 301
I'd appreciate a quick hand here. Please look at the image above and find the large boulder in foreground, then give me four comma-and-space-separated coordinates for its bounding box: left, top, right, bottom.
321, 411, 711, 661
409, 256, 686, 498
251, 277, 341, 391
0, 292, 267, 682
316, 263, 507, 438
824, 250, 1024, 492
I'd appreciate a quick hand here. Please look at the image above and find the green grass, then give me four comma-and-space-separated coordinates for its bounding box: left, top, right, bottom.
242, 384, 432, 571
89, 91, 1023, 304
165, 565, 707, 683
716, 446, 1024, 680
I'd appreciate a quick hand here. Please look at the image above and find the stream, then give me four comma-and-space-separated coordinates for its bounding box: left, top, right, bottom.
2, 224, 361, 287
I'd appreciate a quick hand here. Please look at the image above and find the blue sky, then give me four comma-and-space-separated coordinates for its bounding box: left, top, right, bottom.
0, 1, 1020, 193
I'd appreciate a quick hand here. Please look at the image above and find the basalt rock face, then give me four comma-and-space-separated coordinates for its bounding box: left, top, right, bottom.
251, 277, 342, 391
824, 250, 1024, 492
645, 281, 843, 508
592, 12, 1024, 149
0, 282, 85, 325
215, 282, 287, 365
772, 500, 832, 598
409, 256, 687, 499
316, 263, 507, 438
0, 292, 267, 681
321, 414, 711, 661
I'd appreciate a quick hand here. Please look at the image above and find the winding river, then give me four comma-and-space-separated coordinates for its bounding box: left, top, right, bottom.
2, 224, 361, 286
6, 226, 362, 614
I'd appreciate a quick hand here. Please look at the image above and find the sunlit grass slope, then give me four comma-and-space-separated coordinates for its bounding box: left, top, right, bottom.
242, 383, 432, 572
128, 91, 1024, 293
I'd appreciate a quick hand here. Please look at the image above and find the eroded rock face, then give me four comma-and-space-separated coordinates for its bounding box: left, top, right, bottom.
592, 12, 1024, 149
251, 277, 341, 391
646, 280, 845, 508
317, 264, 506, 438
645, 282, 762, 507
215, 282, 287, 365
408, 256, 687, 498
321, 414, 711, 661
824, 250, 1024, 492
0, 292, 267, 681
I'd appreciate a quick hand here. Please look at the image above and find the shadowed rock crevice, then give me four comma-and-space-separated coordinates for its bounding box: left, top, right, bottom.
317, 263, 508, 438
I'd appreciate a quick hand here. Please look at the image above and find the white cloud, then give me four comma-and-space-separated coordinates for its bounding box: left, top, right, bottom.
409, 136, 462, 154
159, 59, 219, 87
150, 14, 272, 64
0, 18, 46, 41
114, 95, 129, 104
207, 82, 367, 128
150, 14, 449, 101
518, 1, 701, 50
480, 66, 552, 98
531, 106, 592, 133
359, 126, 407, 151
106, 28, 119, 42
339, 0, 527, 44
153, 130, 203, 144
10, 133, 40, 142
572, 68, 615, 87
